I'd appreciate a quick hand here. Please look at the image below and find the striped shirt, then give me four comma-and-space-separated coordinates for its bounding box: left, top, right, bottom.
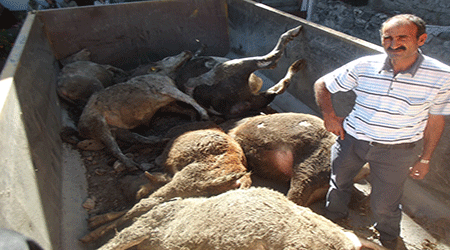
324, 53, 450, 144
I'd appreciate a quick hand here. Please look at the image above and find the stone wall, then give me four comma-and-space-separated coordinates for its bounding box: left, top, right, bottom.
368, 0, 450, 26
309, 0, 450, 66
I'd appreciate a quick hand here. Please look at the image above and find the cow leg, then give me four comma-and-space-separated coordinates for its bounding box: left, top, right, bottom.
79, 113, 140, 170
183, 26, 302, 93
265, 58, 306, 95
98, 128, 141, 170
263, 25, 303, 64
160, 87, 210, 120
113, 128, 168, 145
227, 59, 306, 116
227, 25, 303, 72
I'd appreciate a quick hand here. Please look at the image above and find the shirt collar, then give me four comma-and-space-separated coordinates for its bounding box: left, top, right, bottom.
379, 50, 424, 77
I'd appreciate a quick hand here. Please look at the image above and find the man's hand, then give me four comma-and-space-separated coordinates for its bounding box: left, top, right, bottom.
409, 160, 430, 180
314, 78, 346, 140
410, 114, 445, 180
323, 112, 345, 140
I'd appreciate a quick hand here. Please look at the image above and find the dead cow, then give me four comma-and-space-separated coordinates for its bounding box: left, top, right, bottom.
228, 112, 337, 207
57, 60, 129, 106
77, 51, 209, 169
97, 187, 385, 250
80, 128, 250, 243
177, 25, 305, 117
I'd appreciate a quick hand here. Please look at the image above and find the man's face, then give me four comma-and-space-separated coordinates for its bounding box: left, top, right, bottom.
381, 20, 427, 62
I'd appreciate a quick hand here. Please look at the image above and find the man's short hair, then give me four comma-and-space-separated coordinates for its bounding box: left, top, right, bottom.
380, 14, 426, 38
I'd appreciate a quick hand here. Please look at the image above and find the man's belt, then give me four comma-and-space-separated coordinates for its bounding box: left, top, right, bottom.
369, 141, 416, 149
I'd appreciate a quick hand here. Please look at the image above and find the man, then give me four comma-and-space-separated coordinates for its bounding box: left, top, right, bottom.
314, 14, 450, 249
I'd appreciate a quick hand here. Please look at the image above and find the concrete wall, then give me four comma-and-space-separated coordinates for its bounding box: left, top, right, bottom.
0, 14, 63, 250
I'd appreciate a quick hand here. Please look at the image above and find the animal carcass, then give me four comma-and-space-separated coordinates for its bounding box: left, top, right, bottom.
177, 25, 305, 117
80, 127, 250, 243
57, 52, 129, 106
97, 187, 385, 250
228, 112, 336, 206
77, 51, 209, 169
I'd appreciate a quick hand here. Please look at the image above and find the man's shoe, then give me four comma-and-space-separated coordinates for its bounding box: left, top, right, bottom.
380, 237, 407, 250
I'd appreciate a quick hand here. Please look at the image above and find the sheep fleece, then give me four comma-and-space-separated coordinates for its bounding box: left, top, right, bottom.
99, 187, 357, 250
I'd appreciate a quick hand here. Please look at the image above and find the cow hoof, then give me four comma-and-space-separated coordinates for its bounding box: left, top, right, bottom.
289, 59, 307, 73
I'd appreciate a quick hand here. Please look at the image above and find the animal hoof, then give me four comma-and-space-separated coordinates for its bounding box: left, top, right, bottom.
290, 25, 303, 37
140, 163, 158, 172
113, 161, 127, 173
119, 157, 141, 172
77, 140, 105, 151
289, 59, 307, 73
200, 112, 210, 121
60, 127, 80, 145
280, 25, 303, 43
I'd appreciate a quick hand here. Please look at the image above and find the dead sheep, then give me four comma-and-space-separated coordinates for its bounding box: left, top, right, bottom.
80, 128, 250, 243
57, 59, 129, 106
228, 112, 337, 206
179, 25, 305, 118
77, 51, 210, 170
97, 187, 385, 250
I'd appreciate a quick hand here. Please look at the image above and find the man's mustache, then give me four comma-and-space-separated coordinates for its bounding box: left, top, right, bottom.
387, 46, 406, 52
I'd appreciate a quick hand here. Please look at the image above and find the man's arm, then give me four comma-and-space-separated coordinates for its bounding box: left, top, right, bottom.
314, 77, 346, 140
410, 114, 446, 179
